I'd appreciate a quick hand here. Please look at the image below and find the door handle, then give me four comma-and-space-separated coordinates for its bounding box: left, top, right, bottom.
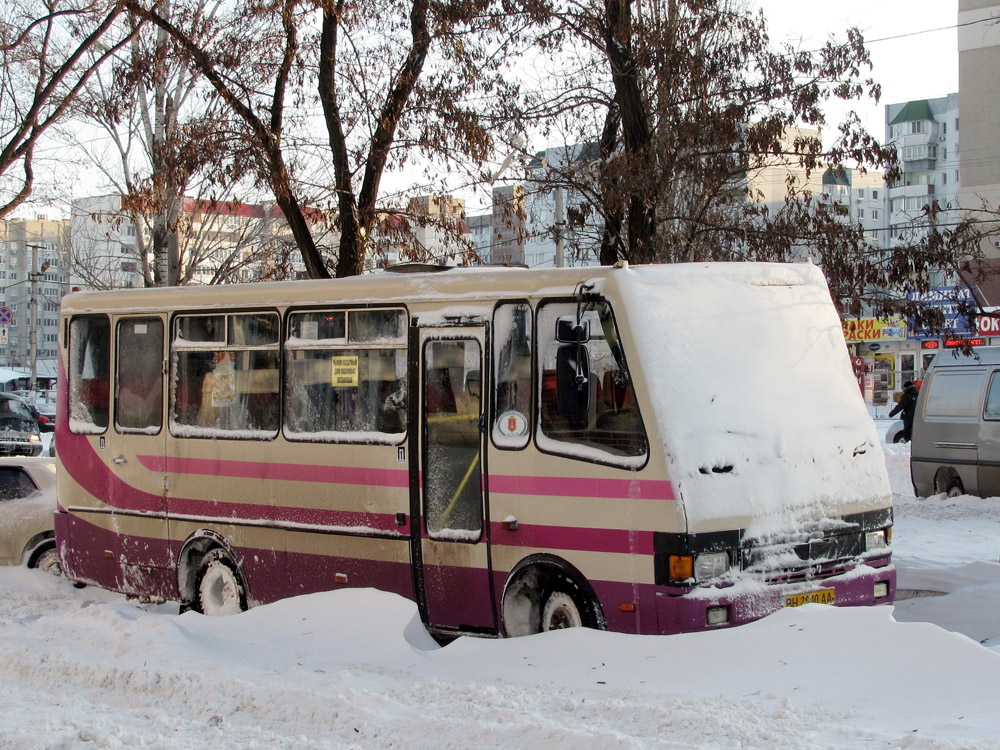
112, 455, 127, 465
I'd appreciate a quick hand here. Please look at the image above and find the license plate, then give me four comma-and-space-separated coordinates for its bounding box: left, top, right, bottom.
784, 588, 835, 608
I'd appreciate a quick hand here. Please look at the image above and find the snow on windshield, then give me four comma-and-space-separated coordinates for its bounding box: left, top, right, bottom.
617, 263, 889, 530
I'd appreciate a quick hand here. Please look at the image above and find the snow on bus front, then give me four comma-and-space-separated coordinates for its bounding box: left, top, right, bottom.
615, 263, 893, 602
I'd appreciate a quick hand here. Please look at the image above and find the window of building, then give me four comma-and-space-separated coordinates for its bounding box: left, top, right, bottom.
873, 210, 879, 220
873, 190, 879, 200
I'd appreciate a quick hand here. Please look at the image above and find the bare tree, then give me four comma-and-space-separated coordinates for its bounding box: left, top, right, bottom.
0, 0, 140, 217
120, 0, 524, 278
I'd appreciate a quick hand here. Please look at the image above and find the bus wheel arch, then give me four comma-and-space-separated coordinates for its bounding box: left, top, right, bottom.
178, 531, 250, 615
933, 467, 966, 497
501, 554, 605, 637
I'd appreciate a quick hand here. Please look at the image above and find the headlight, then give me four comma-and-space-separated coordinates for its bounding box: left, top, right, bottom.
694, 551, 730, 581
29, 433, 40, 443
865, 530, 887, 551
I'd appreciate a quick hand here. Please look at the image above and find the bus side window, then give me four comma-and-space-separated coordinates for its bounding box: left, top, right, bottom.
171, 313, 280, 437
69, 315, 110, 434
284, 308, 407, 441
536, 300, 647, 462
492, 302, 532, 449
115, 318, 164, 433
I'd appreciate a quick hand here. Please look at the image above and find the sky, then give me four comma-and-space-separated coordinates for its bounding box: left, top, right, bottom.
3, 433, 1000, 748
759, 0, 960, 136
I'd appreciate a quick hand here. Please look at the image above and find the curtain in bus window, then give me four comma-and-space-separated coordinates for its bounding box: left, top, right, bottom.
492, 302, 532, 449
284, 309, 407, 440
116, 318, 163, 433
69, 315, 110, 434
536, 300, 647, 463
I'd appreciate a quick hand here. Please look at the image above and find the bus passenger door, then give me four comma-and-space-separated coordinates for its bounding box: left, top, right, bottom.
416, 328, 496, 633
107, 315, 171, 573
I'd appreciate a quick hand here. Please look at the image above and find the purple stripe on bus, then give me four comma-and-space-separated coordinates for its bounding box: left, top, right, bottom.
136, 455, 411, 488
488, 473, 675, 501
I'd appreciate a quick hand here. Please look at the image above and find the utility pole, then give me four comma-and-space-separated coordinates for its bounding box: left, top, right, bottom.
26, 244, 50, 393
554, 186, 565, 268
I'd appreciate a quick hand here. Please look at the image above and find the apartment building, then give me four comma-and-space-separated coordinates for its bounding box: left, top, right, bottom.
0, 216, 71, 369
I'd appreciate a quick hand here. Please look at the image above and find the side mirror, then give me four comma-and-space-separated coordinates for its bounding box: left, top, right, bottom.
556, 316, 590, 343
556, 344, 590, 416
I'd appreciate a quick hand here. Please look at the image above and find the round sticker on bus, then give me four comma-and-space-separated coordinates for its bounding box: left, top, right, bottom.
497, 410, 528, 437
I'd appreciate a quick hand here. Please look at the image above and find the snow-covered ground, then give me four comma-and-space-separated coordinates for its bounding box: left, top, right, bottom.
3, 429, 1000, 749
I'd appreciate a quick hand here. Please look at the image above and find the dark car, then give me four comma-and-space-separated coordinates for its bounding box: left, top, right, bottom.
28, 401, 55, 433
0, 394, 43, 457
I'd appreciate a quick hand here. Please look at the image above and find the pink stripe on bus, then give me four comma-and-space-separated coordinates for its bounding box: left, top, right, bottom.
488, 473, 675, 501
137, 455, 411, 488
138, 455, 674, 501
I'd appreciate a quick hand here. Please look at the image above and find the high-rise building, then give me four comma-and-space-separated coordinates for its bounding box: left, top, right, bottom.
958, 0, 1000, 257
884, 94, 961, 266
0, 216, 71, 370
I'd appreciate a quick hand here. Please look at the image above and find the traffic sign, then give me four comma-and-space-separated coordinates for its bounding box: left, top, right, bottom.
0, 307, 12, 325
0, 327, 7, 346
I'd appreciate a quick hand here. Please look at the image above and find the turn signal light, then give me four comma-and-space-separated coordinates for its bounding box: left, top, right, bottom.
669, 555, 693, 582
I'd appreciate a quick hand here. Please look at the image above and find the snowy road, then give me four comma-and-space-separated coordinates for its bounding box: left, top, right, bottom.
2, 441, 999, 749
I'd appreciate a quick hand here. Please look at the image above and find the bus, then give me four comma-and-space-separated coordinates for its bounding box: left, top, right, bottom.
54, 261, 895, 637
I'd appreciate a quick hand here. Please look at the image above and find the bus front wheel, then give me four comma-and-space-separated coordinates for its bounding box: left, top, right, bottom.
540, 590, 583, 631
195, 549, 247, 616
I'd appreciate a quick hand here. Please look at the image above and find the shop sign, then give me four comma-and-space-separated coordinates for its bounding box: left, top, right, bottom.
908, 287, 975, 338
945, 338, 986, 348
977, 307, 1000, 335
842, 317, 906, 342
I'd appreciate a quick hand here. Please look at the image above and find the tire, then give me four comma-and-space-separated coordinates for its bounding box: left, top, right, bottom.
195, 549, 247, 616
934, 470, 965, 498
892, 432, 908, 444
540, 589, 584, 632
30, 546, 62, 577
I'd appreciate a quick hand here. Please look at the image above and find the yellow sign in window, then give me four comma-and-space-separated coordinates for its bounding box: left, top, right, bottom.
331, 356, 359, 387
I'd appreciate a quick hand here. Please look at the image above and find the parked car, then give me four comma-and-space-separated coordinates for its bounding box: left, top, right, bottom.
0, 456, 60, 574
30, 401, 55, 433
885, 420, 907, 444
911, 346, 1000, 497
0, 393, 42, 457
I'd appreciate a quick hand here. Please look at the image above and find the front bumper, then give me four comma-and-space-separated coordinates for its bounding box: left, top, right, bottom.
653, 559, 896, 635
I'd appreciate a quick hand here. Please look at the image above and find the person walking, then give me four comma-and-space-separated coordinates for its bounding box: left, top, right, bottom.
889, 380, 919, 441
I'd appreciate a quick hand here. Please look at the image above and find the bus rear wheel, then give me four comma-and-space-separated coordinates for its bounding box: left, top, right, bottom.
195, 549, 247, 616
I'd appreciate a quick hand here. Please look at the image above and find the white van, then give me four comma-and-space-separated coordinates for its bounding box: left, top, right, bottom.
911, 346, 1000, 497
